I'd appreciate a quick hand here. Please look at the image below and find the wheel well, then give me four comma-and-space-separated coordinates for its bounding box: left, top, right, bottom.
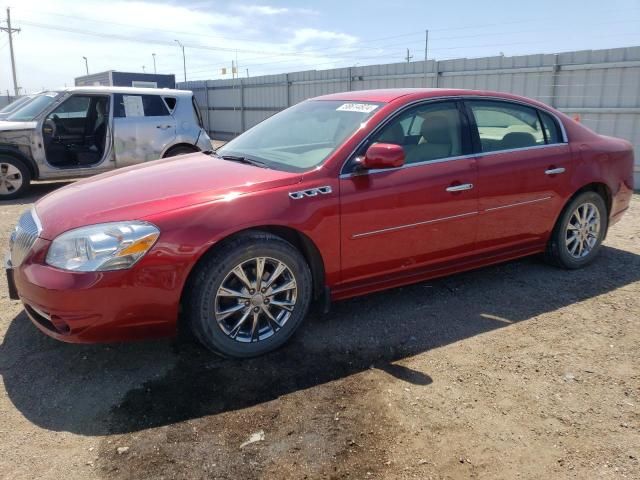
0, 150, 38, 179
572, 182, 612, 216
163, 143, 199, 157
181, 226, 327, 307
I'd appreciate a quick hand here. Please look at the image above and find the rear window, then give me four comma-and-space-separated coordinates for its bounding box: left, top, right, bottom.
114, 94, 170, 118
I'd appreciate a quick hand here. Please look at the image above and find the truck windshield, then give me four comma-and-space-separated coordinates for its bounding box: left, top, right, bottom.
217, 100, 383, 172
6, 92, 59, 122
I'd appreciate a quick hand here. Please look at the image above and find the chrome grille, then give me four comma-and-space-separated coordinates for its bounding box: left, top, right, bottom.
9, 209, 42, 267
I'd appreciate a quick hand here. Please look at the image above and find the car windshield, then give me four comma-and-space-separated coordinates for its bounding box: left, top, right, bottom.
217, 100, 383, 172
0, 96, 31, 114
6, 92, 59, 121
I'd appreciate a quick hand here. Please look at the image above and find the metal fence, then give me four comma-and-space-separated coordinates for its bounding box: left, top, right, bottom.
186, 46, 639, 185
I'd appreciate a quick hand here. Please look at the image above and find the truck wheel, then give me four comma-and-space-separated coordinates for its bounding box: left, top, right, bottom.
185, 231, 312, 358
0, 157, 31, 200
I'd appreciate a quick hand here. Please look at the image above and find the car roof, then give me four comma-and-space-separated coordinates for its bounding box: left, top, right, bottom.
312, 88, 551, 108
62, 86, 193, 96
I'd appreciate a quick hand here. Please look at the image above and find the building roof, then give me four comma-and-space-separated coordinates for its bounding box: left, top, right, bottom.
63, 86, 192, 96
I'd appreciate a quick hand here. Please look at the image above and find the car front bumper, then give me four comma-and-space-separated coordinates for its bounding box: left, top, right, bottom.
6, 239, 181, 343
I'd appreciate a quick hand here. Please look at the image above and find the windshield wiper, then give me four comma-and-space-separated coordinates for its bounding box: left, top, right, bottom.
211, 152, 269, 169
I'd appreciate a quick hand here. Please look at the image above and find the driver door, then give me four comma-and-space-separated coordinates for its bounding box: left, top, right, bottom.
339, 100, 479, 285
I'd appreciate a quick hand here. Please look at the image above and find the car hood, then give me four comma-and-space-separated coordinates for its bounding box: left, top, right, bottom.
0, 121, 37, 130
35, 152, 303, 239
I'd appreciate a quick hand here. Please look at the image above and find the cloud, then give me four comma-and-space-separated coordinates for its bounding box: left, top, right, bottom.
235, 5, 290, 15
290, 28, 358, 48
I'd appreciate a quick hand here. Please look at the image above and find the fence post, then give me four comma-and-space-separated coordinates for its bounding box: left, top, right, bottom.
204, 82, 211, 137
286, 73, 291, 107
348, 67, 352, 91
240, 78, 245, 134
433, 60, 439, 88
550, 54, 560, 108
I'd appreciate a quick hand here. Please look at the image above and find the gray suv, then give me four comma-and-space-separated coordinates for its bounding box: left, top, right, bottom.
0, 87, 212, 199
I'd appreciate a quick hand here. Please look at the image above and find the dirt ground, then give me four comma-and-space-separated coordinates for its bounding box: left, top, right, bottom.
0, 183, 638, 480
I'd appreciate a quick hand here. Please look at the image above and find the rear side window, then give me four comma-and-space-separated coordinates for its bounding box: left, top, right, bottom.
114, 94, 170, 118
192, 96, 204, 128
163, 97, 177, 112
467, 100, 545, 153
539, 110, 563, 144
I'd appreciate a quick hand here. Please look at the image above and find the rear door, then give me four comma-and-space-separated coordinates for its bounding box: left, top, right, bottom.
339, 100, 479, 285
465, 99, 573, 252
112, 93, 177, 167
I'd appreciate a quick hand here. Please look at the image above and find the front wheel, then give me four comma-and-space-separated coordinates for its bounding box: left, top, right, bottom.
0, 157, 31, 200
185, 232, 312, 358
546, 191, 608, 269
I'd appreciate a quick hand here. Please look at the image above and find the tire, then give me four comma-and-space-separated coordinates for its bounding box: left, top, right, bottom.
0, 156, 31, 200
184, 231, 312, 358
163, 145, 197, 158
545, 191, 608, 269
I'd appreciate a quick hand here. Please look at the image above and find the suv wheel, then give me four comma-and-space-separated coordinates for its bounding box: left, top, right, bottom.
0, 157, 31, 200
546, 191, 608, 269
185, 231, 312, 358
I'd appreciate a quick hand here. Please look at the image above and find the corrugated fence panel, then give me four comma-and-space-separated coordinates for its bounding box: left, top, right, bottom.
179, 46, 640, 183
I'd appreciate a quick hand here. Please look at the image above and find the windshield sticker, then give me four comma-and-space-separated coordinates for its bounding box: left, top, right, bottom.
336, 103, 378, 113
123, 95, 144, 117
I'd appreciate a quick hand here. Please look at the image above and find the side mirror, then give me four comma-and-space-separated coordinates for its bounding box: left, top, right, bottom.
361, 143, 405, 169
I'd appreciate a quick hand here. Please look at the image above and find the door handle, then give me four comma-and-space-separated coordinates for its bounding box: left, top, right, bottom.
446, 183, 474, 193
156, 125, 172, 129
545, 167, 566, 175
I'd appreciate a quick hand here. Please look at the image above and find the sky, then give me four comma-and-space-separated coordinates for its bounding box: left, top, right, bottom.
1, 0, 639, 94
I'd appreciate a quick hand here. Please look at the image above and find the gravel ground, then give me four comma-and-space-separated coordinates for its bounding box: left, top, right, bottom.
0, 183, 638, 480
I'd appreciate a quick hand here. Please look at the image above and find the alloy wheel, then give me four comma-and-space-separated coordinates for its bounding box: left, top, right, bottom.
214, 256, 298, 343
565, 202, 601, 259
0, 163, 23, 195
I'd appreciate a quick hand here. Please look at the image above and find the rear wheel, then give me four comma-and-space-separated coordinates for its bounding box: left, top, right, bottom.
185, 232, 312, 358
0, 157, 31, 200
546, 191, 607, 269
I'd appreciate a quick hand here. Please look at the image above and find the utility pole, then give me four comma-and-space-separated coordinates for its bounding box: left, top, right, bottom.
175, 40, 186, 82
423, 29, 429, 86
1, 8, 20, 96
424, 30, 429, 62
405, 48, 413, 63
152, 53, 157, 74
82, 56, 89, 75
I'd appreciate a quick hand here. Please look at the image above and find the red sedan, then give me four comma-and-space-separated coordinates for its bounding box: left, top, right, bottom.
6, 89, 634, 358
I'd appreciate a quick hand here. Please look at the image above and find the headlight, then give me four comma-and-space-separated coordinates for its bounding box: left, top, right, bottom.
46, 221, 160, 272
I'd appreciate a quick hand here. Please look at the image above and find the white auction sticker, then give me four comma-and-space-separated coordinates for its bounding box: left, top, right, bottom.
336, 103, 378, 113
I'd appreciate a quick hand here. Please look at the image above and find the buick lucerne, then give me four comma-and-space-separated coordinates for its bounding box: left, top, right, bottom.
5, 89, 634, 358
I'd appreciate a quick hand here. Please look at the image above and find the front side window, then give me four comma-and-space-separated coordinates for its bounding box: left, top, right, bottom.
371, 101, 465, 164
467, 100, 546, 153
217, 100, 382, 172
114, 94, 169, 118
49, 95, 91, 119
